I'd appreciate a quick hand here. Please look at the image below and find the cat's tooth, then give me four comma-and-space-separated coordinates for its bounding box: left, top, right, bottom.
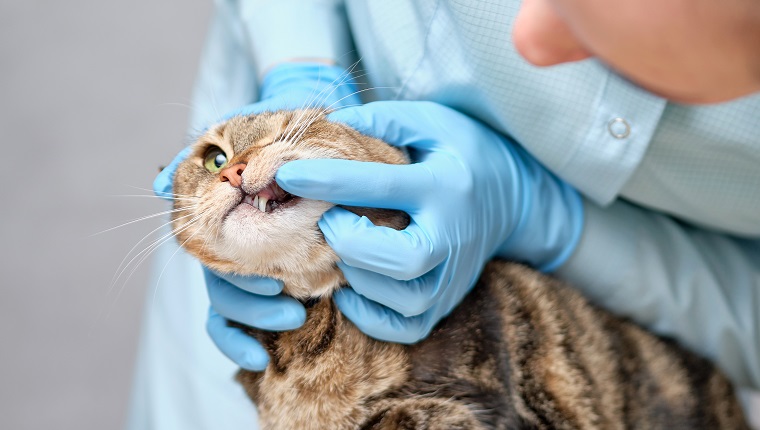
253, 195, 259, 209
258, 196, 269, 213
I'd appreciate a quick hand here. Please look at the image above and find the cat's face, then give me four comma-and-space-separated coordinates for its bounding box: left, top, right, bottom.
171, 110, 408, 298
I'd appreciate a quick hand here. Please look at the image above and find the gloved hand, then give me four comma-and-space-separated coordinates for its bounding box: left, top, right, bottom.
153, 62, 363, 370
275, 101, 584, 343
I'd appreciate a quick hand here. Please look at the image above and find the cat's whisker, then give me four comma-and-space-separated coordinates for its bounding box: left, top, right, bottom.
107, 215, 207, 315
303, 68, 367, 114
322, 85, 396, 113
279, 67, 338, 142
151, 190, 200, 199
156, 101, 195, 111
201, 81, 223, 127
150, 225, 205, 308
109, 194, 200, 202
109, 211, 207, 296
301, 69, 369, 115
101, 212, 207, 324
199, 213, 219, 255
107, 211, 199, 293
125, 185, 200, 199
279, 77, 359, 144
91, 206, 198, 237
90, 205, 197, 237
285, 84, 394, 146
280, 63, 364, 142
305, 60, 365, 112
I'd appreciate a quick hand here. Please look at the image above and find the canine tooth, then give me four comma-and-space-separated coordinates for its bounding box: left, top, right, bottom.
253, 195, 259, 208
258, 196, 269, 212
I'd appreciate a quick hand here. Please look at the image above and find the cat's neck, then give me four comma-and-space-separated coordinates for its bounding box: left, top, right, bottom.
237, 297, 409, 430
280, 266, 345, 300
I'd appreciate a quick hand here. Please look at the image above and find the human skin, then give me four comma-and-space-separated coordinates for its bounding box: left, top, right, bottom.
513, 0, 760, 103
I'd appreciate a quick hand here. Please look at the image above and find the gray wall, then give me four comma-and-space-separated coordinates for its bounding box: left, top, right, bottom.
0, 1, 211, 429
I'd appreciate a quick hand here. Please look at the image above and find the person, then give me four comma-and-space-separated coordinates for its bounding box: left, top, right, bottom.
127, 1, 760, 428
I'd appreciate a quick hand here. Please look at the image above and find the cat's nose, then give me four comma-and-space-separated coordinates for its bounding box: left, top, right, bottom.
219, 163, 247, 188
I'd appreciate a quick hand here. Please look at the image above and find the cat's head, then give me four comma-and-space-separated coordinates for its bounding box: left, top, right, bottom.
171, 109, 409, 298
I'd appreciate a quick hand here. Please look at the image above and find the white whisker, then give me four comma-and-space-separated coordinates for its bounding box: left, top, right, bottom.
151, 225, 204, 308
109, 211, 206, 296
107, 211, 198, 292
287, 84, 398, 146
280, 62, 363, 143
101, 210, 207, 323
125, 185, 199, 199
108, 194, 200, 202
90, 206, 198, 236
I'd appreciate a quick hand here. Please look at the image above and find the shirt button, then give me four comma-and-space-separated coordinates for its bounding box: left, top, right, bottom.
607, 117, 631, 139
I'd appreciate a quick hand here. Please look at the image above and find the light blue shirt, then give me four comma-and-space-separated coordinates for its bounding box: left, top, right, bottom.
127, 1, 760, 428
342, 0, 760, 392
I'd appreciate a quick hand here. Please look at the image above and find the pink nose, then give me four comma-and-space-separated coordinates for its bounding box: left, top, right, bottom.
219, 163, 246, 188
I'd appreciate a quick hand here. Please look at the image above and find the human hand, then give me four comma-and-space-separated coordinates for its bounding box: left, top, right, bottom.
203, 269, 305, 370
154, 62, 363, 370
275, 101, 584, 343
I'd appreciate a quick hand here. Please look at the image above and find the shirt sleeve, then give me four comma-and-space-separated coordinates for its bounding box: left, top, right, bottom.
555, 198, 760, 389
235, 0, 355, 77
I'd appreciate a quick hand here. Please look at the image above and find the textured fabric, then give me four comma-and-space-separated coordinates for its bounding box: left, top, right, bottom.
346, 0, 760, 235
128, 0, 760, 428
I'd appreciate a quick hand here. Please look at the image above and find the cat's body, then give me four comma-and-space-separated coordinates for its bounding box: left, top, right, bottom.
171, 109, 749, 429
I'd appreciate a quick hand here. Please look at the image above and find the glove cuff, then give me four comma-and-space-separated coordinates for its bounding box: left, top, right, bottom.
495, 144, 585, 272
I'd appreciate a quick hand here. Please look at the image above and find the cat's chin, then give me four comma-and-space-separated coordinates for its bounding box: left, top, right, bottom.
214, 198, 335, 274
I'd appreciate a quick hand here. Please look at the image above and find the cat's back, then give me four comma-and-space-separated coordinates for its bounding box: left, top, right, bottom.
400, 260, 749, 429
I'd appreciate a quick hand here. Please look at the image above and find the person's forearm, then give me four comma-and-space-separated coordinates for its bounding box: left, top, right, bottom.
555, 198, 760, 389
236, 0, 354, 78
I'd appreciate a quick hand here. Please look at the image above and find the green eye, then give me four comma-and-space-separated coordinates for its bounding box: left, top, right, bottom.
203, 147, 228, 173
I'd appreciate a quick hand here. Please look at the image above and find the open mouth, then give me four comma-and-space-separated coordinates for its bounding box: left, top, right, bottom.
240, 180, 298, 213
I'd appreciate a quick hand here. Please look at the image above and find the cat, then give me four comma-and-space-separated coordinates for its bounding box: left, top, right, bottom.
170, 108, 749, 429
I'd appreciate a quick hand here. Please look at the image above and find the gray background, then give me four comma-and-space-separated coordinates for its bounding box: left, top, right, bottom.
0, 1, 212, 429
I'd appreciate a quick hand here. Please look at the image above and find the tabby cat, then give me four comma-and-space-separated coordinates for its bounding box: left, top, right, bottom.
170, 109, 749, 429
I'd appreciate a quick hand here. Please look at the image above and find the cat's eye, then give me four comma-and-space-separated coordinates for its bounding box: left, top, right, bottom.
203, 147, 228, 173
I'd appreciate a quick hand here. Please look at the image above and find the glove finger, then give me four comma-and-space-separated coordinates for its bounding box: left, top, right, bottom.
337, 261, 443, 317
209, 269, 284, 296
154, 146, 194, 201
204, 270, 306, 331
206, 307, 269, 371
319, 208, 444, 280
333, 288, 434, 344
276, 159, 433, 212
327, 102, 451, 150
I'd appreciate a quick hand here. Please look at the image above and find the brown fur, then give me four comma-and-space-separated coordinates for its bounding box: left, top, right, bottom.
171, 109, 749, 429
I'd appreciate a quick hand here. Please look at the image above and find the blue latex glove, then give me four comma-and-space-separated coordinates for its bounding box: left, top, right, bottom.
153, 62, 363, 371
275, 101, 584, 343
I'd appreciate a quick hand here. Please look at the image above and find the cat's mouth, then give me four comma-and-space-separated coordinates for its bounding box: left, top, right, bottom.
238, 180, 299, 214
